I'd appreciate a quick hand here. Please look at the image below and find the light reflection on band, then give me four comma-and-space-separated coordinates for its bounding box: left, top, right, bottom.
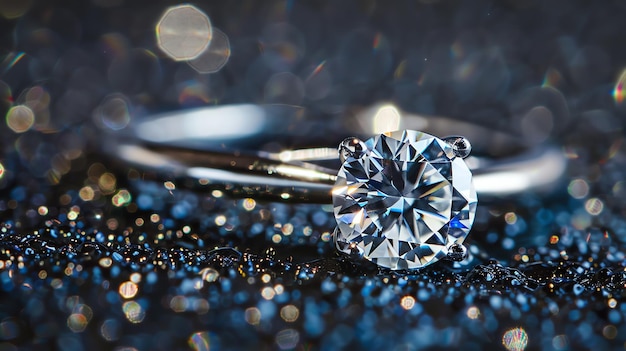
135, 104, 266, 143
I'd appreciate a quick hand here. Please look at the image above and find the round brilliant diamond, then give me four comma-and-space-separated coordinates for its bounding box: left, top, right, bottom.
332, 130, 477, 270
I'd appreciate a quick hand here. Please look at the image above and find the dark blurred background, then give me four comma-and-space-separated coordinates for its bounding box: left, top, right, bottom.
2, 0, 626, 128
1, 1, 626, 350
1, 0, 625, 190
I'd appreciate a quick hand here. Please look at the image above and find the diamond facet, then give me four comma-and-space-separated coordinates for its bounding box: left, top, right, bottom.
332, 130, 478, 270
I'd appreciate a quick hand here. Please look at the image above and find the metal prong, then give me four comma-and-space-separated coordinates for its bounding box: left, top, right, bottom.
446, 243, 468, 262
443, 136, 472, 159
338, 137, 367, 163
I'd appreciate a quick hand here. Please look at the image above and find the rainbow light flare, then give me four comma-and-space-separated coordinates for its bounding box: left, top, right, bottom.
1, 52, 25, 75
613, 70, 626, 104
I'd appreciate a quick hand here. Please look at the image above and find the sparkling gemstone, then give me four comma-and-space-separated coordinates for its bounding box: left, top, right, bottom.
332, 130, 477, 270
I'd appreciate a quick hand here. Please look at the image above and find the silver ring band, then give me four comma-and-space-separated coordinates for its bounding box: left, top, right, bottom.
104, 103, 566, 203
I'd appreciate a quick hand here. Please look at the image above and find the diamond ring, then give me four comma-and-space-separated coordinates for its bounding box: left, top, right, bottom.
104, 104, 566, 270
333, 131, 476, 270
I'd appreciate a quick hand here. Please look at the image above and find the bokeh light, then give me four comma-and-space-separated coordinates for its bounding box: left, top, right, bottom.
170, 295, 188, 312
38, 206, 48, 216
112, 189, 132, 207
245, 307, 261, 326
98, 258, 112, 268
6, 105, 34, 133
78, 186, 95, 201
400, 295, 415, 310
242, 198, 256, 211
502, 327, 528, 351
584, 198, 604, 215
94, 94, 131, 130
21, 85, 51, 130
188, 27, 231, 74
602, 325, 617, 339
67, 313, 88, 333
98, 172, 117, 194
67, 304, 93, 333
130, 273, 142, 283
279, 305, 299, 322
118, 281, 139, 299
608, 298, 617, 308
373, 104, 401, 133
188, 331, 211, 351
122, 301, 145, 324
467, 306, 480, 319
275, 329, 299, 350
0, 0, 32, 19
164, 181, 176, 191
200, 267, 219, 283
261, 286, 275, 300
568, 179, 589, 199
100, 319, 120, 341
156, 5, 212, 61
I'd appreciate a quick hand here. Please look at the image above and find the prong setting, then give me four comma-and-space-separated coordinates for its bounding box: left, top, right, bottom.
446, 243, 468, 262
338, 137, 367, 163
443, 136, 472, 159
333, 130, 477, 270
